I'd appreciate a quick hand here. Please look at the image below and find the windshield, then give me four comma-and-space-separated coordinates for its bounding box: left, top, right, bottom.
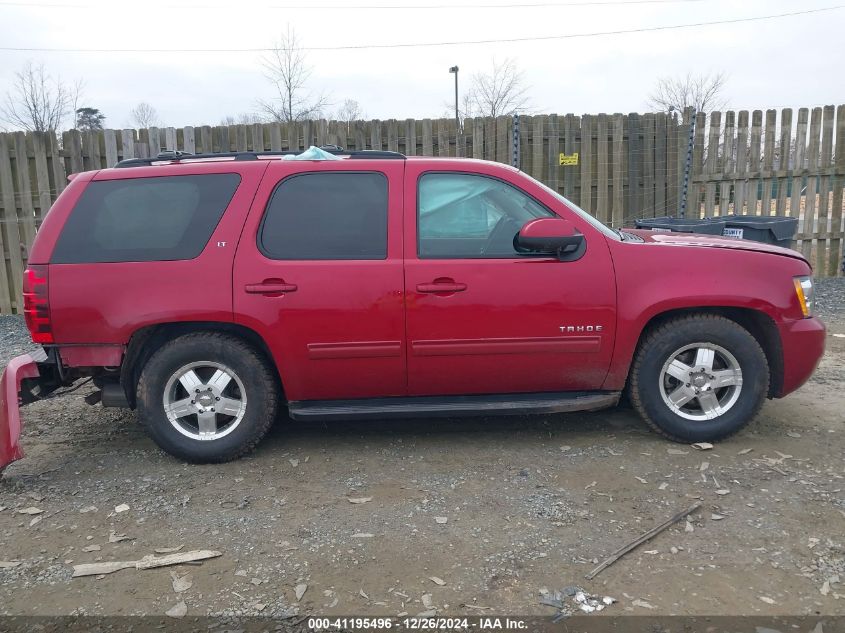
533, 178, 621, 240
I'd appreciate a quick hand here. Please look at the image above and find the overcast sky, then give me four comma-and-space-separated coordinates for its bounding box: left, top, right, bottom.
0, 0, 843, 130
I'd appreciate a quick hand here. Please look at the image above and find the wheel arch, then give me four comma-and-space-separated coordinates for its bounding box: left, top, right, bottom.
120, 321, 282, 408
625, 306, 783, 399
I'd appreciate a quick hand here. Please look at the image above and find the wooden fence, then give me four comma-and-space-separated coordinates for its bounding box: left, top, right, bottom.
0, 105, 843, 314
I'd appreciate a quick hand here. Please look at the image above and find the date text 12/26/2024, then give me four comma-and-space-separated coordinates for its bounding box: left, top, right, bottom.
307, 617, 528, 630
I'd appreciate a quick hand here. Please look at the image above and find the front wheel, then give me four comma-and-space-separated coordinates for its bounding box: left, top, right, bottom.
629, 315, 769, 442
137, 332, 280, 463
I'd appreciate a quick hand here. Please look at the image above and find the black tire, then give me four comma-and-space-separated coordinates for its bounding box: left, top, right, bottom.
629, 314, 769, 443
137, 332, 279, 463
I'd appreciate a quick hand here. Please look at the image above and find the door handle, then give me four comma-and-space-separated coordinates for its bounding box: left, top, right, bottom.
245, 280, 298, 295
416, 278, 467, 294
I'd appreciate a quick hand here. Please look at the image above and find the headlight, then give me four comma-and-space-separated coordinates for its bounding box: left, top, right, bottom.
793, 276, 814, 317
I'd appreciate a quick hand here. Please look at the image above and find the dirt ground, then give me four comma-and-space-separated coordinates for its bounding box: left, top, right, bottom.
0, 281, 843, 619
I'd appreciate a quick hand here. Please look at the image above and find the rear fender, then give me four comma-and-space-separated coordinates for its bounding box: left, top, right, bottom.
0, 350, 47, 470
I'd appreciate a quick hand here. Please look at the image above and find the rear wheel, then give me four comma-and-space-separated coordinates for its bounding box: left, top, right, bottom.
137, 332, 279, 463
629, 315, 769, 442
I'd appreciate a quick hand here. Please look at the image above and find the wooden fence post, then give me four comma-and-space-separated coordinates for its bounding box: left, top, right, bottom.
580, 114, 593, 215
829, 105, 845, 275
801, 108, 823, 261
627, 112, 641, 222
816, 105, 836, 274
611, 114, 625, 228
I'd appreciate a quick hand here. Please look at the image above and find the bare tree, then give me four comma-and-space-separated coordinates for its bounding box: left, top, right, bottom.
336, 99, 363, 123
220, 113, 265, 126
459, 92, 475, 120
129, 102, 161, 129
335, 99, 365, 133
70, 79, 85, 128
0, 61, 78, 132
647, 72, 728, 114
442, 92, 476, 126
259, 25, 329, 123
467, 58, 531, 119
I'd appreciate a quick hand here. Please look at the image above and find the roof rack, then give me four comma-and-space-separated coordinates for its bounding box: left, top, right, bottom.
114, 146, 406, 168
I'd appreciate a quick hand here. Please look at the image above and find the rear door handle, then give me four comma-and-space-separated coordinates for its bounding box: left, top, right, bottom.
416, 278, 467, 294
245, 280, 298, 295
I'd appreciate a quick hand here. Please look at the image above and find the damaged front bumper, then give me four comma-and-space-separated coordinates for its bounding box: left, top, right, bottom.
0, 348, 61, 471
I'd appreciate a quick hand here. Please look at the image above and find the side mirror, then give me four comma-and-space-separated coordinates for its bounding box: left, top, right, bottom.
515, 218, 585, 260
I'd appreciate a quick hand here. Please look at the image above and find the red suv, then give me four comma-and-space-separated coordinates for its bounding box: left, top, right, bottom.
0, 148, 825, 469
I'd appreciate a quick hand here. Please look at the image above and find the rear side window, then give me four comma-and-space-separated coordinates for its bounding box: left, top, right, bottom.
51, 174, 240, 264
259, 172, 388, 260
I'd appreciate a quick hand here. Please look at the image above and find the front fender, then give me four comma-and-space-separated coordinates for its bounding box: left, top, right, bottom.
601, 241, 810, 391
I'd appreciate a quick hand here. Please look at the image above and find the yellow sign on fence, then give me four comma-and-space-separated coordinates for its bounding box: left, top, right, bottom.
559, 152, 579, 166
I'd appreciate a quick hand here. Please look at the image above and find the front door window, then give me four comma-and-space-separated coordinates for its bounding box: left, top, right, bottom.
417, 173, 553, 259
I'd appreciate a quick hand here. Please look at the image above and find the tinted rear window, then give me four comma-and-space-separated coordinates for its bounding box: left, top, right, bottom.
259, 172, 388, 260
51, 174, 240, 264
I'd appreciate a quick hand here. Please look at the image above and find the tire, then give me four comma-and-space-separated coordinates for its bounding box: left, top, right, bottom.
136, 332, 279, 463
629, 314, 769, 443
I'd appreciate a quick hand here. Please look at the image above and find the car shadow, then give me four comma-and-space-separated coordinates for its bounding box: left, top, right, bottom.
261, 403, 646, 449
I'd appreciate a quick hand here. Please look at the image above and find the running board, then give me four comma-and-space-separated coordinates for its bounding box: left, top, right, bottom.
287, 391, 620, 421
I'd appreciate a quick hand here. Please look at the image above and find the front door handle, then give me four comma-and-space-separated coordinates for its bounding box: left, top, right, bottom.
245, 279, 298, 295
416, 278, 467, 294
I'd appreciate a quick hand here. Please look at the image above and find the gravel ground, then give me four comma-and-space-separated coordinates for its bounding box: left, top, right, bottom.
0, 315, 35, 366
815, 277, 845, 327
0, 279, 842, 619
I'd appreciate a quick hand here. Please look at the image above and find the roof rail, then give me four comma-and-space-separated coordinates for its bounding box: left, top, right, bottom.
114, 146, 405, 168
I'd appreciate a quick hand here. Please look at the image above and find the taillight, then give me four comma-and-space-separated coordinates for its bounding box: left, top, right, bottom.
22, 265, 53, 344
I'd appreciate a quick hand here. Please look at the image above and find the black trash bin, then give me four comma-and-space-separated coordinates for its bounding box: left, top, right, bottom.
635, 216, 727, 236
720, 215, 798, 248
